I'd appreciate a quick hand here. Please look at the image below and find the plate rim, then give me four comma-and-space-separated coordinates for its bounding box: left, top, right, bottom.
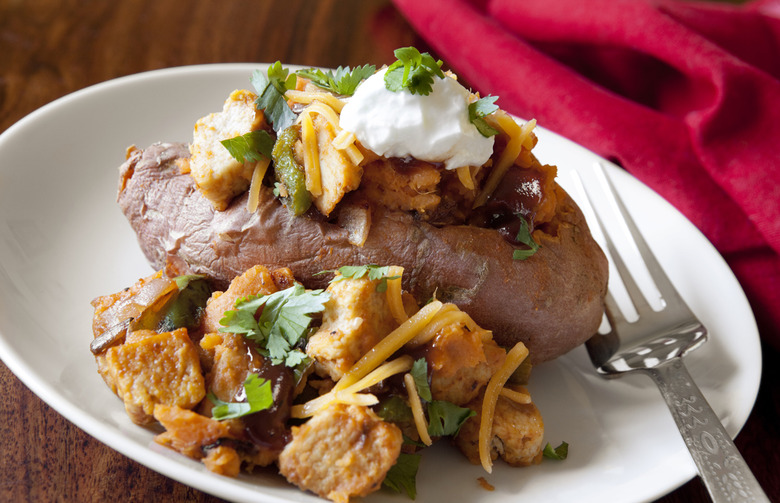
0, 62, 763, 503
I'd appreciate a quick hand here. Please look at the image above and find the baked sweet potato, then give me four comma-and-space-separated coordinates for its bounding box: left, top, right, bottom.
117, 142, 608, 363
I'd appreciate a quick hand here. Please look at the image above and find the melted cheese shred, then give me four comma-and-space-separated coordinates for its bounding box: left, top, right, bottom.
385, 266, 408, 325
404, 372, 433, 446
498, 387, 532, 405
473, 114, 536, 209
300, 112, 322, 196
332, 129, 364, 165
246, 156, 271, 213
295, 100, 364, 196
292, 355, 414, 418
457, 165, 475, 190
405, 303, 485, 349
478, 341, 530, 473
285, 89, 346, 113
334, 300, 444, 392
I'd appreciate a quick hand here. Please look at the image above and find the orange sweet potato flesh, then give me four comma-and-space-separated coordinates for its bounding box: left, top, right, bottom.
118, 143, 608, 363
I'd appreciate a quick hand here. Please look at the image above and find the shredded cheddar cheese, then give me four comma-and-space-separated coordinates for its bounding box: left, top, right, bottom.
478, 341, 530, 473
300, 112, 323, 196
385, 266, 408, 325
334, 300, 443, 392
473, 112, 534, 208
404, 372, 433, 446
285, 89, 346, 113
498, 387, 532, 405
405, 303, 482, 349
246, 156, 271, 213
457, 165, 475, 190
292, 356, 414, 418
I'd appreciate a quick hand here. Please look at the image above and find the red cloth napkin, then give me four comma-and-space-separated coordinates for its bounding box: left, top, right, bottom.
392, 0, 780, 347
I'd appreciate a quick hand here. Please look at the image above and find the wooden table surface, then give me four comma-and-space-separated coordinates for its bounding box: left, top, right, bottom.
1, 1, 778, 502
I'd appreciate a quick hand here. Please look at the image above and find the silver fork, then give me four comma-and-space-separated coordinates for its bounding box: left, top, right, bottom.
578, 162, 769, 503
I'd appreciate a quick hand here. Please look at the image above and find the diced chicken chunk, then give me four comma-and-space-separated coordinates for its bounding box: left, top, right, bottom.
200, 265, 294, 335
306, 275, 399, 381
90, 270, 169, 392
153, 404, 236, 459
426, 324, 506, 406
104, 328, 205, 424
198, 331, 291, 468
454, 386, 544, 467
278, 404, 402, 503
359, 157, 441, 214
308, 114, 363, 216
190, 89, 267, 210
203, 445, 242, 477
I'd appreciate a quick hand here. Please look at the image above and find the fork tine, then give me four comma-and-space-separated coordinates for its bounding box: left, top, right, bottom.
594, 207, 652, 315
603, 291, 625, 329
593, 162, 685, 308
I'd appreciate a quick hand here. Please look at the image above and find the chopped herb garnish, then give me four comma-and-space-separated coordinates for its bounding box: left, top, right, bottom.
220, 130, 275, 163
384, 46, 445, 96
427, 400, 475, 437
157, 274, 212, 332
543, 441, 569, 460
218, 283, 329, 367
208, 373, 273, 420
383, 452, 421, 499
375, 396, 414, 424
409, 358, 475, 437
296, 65, 376, 96
468, 96, 500, 137
250, 62, 297, 133
512, 215, 540, 260
318, 264, 400, 292
410, 358, 432, 402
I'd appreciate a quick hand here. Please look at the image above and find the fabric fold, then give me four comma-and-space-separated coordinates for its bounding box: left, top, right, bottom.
391, 0, 780, 345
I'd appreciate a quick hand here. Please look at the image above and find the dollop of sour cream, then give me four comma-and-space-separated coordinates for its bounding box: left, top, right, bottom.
339, 69, 494, 170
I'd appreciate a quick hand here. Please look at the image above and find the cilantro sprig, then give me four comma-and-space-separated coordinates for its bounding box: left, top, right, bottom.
468, 96, 500, 137
384, 47, 445, 96
319, 264, 401, 293
218, 283, 329, 367
251, 62, 297, 133
220, 129, 275, 163
383, 452, 421, 499
512, 215, 540, 260
543, 441, 569, 460
296, 65, 376, 96
208, 373, 273, 420
409, 358, 476, 437
382, 359, 475, 498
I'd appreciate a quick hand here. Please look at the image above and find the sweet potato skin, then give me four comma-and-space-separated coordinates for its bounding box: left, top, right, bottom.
118, 142, 608, 363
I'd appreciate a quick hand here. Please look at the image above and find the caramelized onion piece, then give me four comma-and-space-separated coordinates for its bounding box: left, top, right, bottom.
90, 317, 132, 355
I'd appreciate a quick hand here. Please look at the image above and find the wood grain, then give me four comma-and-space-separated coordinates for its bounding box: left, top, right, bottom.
0, 1, 777, 501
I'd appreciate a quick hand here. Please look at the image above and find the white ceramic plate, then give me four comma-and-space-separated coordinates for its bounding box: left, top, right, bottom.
0, 64, 761, 503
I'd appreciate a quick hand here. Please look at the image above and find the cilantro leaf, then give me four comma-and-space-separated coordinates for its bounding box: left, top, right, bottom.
410, 358, 432, 402
543, 441, 569, 460
375, 395, 414, 424
384, 46, 445, 96
427, 400, 475, 437
320, 264, 401, 292
383, 452, 421, 499
407, 358, 473, 437
468, 96, 500, 137
220, 130, 275, 163
219, 283, 329, 367
251, 63, 297, 133
209, 373, 273, 420
296, 64, 376, 96
512, 215, 540, 260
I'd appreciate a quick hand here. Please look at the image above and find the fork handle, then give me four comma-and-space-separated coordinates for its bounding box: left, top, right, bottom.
646, 358, 769, 502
